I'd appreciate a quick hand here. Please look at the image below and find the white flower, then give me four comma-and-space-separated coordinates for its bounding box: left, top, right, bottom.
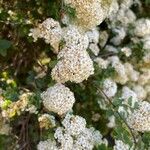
105, 45, 118, 53
124, 63, 139, 82
63, 25, 89, 50
108, 0, 119, 20
41, 84, 75, 115
89, 43, 100, 56
38, 114, 56, 129
64, 0, 111, 30
142, 35, 150, 50
86, 27, 100, 44
103, 78, 117, 98
134, 18, 150, 37
107, 115, 116, 128
121, 47, 132, 57
94, 57, 109, 69
51, 47, 94, 83
26, 104, 37, 114
99, 31, 109, 48
37, 139, 57, 150
143, 52, 150, 63
111, 27, 126, 45
120, 0, 134, 9
127, 101, 150, 132
108, 56, 128, 84
114, 140, 130, 150
53, 113, 105, 150
121, 86, 138, 106
54, 128, 74, 150
62, 113, 86, 136
138, 69, 150, 85
133, 85, 147, 101
29, 18, 62, 53
116, 9, 136, 26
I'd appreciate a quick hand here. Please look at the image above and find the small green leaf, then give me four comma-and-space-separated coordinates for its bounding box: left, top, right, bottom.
0, 39, 11, 56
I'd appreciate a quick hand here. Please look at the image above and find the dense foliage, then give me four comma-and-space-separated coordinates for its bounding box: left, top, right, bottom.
0, 0, 150, 150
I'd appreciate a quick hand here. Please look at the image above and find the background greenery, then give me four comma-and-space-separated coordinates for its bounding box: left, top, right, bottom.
0, 0, 150, 150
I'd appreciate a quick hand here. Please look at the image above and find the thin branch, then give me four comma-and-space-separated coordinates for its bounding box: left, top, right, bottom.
94, 84, 137, 149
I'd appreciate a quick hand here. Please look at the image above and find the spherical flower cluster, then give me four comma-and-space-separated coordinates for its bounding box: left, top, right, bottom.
134, 19, 150, 37
103, 78, 117, 98
108, 0, 119, 20
29, 18, 62, 53
114, 140, 130, 150
53, 113, 106, 150
127, 101, 150, 132
37, 139, 57, 150
109, 0, 136, 28
86, 27, 100, 44
133, 85, 147, 101
51, 46, 94, 83
62, 113, 86, 136
38, 114, 56, 129
108, 56, 128, 84
86, 27, 100, 56
51, 25, 94, 83
111, 27, 126, 45
142, 35, 150, 50
64, 0, 111, 30
121, 86, 138, 105
107, 115, 116, 128
116, 9, 136, 26
41, 83, 75, 115
63, 25, 89, 49
121, 47, 132, 57
89, 43, 100, 56
124, 63, 139, 82
94, 57, 109, 69
52, 115, 102, 150
138, 69, 150, 86
99, 30, 109, 48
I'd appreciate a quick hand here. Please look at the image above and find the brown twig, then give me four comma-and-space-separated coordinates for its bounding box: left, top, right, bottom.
18, 114, 31, 150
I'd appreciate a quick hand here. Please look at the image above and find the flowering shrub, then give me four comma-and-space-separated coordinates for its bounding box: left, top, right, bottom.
0, 0, 150, 150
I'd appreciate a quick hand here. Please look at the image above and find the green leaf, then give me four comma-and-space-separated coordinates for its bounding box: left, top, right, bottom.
0, 39, 11, 56
95, 144, 109, 150
142, 132, 150, 146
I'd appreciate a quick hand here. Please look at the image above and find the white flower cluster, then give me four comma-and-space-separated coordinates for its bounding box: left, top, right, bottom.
114, 140, 130, 150
29, 18, 62, 53
134, 19, 150, 37
41, 83, 75, 115
51, 46, 94, 83
103, 78, 117, 98
63, 25, 89, 49
51, 26, 94, 83
121, 47, 132, 57
121, 86, 138, 105
108, 56, 128, 84
37, 113, 107, 150
38, 114, 56, 129
133, 85, 147, 101
107, 115, 116, 128
37, 139, 57, 150
64, 0, 112, 30
94, 57, 109, 69
87, 27, 100, 56
127, 101, 150, 132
